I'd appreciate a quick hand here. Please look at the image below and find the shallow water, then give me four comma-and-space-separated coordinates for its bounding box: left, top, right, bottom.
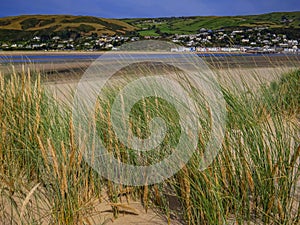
0, 52, 295, 64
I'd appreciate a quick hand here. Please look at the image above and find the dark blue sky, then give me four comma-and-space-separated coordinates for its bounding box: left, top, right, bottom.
2, 0, 300, 18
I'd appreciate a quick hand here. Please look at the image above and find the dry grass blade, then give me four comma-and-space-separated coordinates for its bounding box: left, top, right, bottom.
108, 203, 140, 215
20, 183, 41, 219
47, 138, 60, 178
37, 135, 50, 172
143, 184, 149, 213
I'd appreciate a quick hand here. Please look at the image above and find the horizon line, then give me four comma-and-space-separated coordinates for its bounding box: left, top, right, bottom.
0, 10, 299, 20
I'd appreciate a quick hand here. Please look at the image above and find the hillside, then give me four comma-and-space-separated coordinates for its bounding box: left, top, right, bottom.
0, 15, 136, 41
123, 11, 300, 36
0, 12, 299, 41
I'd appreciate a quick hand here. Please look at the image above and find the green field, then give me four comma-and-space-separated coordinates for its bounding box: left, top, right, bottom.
123, 11, 300, 35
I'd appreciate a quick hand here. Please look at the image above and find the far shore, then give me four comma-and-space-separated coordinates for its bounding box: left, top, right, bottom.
1, 50, 299, 56
0, 50, 107, 56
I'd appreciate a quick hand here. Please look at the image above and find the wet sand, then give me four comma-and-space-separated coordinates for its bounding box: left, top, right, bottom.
0, 51, 299, 104
1, 52, 299, 82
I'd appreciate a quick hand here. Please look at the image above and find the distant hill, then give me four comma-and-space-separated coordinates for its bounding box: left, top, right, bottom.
0, 12, 299, 41
123, 11, 300, 36
0, 15, 136, 41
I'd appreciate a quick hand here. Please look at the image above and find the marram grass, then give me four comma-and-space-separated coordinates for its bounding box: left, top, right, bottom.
0, 66, 299, 225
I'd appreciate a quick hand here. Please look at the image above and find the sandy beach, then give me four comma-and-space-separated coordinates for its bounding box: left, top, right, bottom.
1, 51, 299, 105
1, 51, 299, 80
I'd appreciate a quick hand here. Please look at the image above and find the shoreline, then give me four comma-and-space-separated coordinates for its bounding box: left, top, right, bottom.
1, 50, 299, 56
0, 50, 106, 56
0, 54, 299, 78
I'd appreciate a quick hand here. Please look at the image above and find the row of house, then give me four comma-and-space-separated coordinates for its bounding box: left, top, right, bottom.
168, 27, 299, 52
1, 27, 299, 53
0, 35, 133, 51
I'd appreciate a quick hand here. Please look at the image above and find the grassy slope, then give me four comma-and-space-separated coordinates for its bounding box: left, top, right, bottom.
0, 15, 137, 41
123, 11, 300, 35
0, 12, 299, 41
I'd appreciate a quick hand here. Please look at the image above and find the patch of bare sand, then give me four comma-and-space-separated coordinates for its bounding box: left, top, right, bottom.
45, 65, 298, 106
89, 199, 183, 225
1, 183, 182, 225
215, 66, 298, 91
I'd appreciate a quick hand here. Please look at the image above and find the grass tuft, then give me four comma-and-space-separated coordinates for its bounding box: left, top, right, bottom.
0, 65, 299, 224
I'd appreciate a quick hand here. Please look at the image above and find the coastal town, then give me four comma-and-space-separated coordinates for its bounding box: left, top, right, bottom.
1, 26, 299, 53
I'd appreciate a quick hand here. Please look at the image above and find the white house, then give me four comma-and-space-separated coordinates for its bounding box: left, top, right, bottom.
242, 39, 250, 43
33, 36, 41, 41
52, 36, 60, 41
